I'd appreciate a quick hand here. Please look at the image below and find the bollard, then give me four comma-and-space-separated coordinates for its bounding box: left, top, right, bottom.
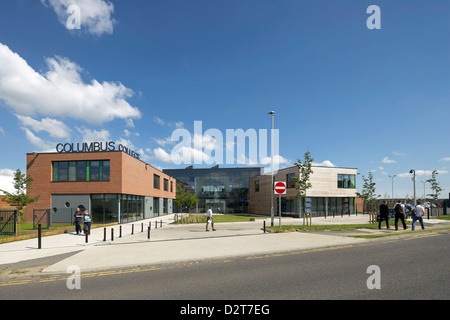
132, 224, 134, 235
155, 221, 157, 229
120, 225, 122, 238
148, 226, 151, 240
38, 224, 42, 249
85, 231, 88, 244
149, 222, 151, 230
103, 228, 106, 241
141, 223, 144, 233
111, 228, 114, 241
160, 220, 163, 228
263, 221, 266, 234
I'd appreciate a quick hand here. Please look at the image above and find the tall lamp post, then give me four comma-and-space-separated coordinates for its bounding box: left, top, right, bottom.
388, 175, 396, 200
410, 169, 416, 205
268, 111, 275, 227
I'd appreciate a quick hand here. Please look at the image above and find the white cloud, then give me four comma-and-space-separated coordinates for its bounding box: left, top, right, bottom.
154, 117, 185, 129
0, 127, 5, 135
439, 157, 450, 162
0, 169, 15, 195
17, 115, 71, 139
41, 0, 116, 36
77, 127, 110, 142
312, 160, 336, 167
22, 128, 54, 152
397, 170, 448, 178
382, 157, 397, 164
0, 43, 141, 125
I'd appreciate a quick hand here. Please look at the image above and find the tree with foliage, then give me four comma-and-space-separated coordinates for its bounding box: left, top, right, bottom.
426, 170, 443, 216
356, 172, 380, 214
185, 193, 199, 213
0, 169, 40, 233
175, 183, 187, 212
292, 151, 314, 221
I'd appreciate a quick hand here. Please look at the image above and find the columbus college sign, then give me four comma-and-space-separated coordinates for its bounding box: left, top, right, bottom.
56, 141, 141, 160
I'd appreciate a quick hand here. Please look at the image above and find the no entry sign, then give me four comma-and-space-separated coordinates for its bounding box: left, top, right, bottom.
274, 181, 287, 195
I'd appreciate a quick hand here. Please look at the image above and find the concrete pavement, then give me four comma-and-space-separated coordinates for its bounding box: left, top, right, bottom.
1, 214, 449, 277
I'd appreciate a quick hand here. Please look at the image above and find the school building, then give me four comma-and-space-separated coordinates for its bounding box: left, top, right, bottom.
25, 141, 176, 224
249, 165, 359, 217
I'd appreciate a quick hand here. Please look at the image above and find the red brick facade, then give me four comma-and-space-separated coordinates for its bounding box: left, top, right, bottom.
25, 151, 176, 222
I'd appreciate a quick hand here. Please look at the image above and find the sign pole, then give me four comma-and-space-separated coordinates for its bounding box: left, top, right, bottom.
279, 193, 281, 227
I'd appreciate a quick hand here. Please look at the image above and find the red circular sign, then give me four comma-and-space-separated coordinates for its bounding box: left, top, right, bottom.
274, 182, 286, 194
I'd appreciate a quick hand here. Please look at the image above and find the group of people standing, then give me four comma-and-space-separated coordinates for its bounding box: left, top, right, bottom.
73, 206, 93, 235
378, 200, 426, 231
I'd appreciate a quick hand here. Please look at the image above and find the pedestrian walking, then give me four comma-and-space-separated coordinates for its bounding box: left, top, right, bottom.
206, 206, 216, 232
378, 200, 390, 229
83, 210, 92, 235
412, 201, 426, 231
73, 206, 83, 235
394, 200, 407, 231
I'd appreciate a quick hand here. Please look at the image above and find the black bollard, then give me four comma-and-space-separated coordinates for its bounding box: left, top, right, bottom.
85, 231, 88, 244
132, 224, 134, 235
141, 223, 144, 232
263, 221, 266, 234
120, 225, 122, 238
160, 220, 163, 228
155, 221, 157, 229
148, 226, 151, 240
111, 228, 114, 241
38, 224, 42, 249
103, 228, 106, 242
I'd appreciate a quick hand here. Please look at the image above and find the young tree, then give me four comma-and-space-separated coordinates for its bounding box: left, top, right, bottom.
426, 170, 443, 216
185, 193, 199, 214
175, 183, 187, 212
0, 169, 40, 233
356, 172, 380, 215
292, 151, 314, 221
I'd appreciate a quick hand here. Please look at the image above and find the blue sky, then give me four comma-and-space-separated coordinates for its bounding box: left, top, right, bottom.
0, 0, 449, 199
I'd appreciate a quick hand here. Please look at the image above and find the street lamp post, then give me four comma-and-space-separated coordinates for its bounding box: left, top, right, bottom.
410, 169, 416, 206
388, 175, 396, 200
268, 111, 275, 227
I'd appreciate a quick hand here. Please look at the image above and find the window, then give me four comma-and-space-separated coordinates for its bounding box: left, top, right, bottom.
53, 160, 110, 182
286, 173, 296, 188
102, 161, 110, 181
164, 178, 169, 191
90, 161, 100, 181
154, 174, 160, 189
76, 161, 87, 181
255, 180, 260, 192
338, 174, 356, 189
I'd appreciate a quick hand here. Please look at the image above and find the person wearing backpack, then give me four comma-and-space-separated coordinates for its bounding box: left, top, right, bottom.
394, 200, 407, 231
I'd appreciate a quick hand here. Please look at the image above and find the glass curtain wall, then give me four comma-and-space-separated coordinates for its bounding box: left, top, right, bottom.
281, 197, 355, 217
164, 167, 264, 214
90, 194, 144, 224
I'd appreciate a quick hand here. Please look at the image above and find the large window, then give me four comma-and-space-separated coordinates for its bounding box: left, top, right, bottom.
337, 174, 356, 189
154, 174, 160, 189
53, 160, 110, 182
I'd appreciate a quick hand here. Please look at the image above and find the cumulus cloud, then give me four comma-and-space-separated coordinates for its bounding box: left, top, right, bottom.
0, 43, 141, 125
0, 169, 15, 195
41, 0, 116, 36
397, 170, 448, 178
312, 160, 336, 167
382, 157, 397, 164
17, 115, 71, 139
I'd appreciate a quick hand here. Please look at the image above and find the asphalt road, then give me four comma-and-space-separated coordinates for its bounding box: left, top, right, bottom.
1, 230, 449, 303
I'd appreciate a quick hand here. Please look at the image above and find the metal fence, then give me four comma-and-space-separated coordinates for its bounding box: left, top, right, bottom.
0, 210, 18, 235
33, 209, 51, 229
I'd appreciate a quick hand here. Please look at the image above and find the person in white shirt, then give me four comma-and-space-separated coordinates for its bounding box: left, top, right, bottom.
206, 206, 216, 232
412, 201, 425, 230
